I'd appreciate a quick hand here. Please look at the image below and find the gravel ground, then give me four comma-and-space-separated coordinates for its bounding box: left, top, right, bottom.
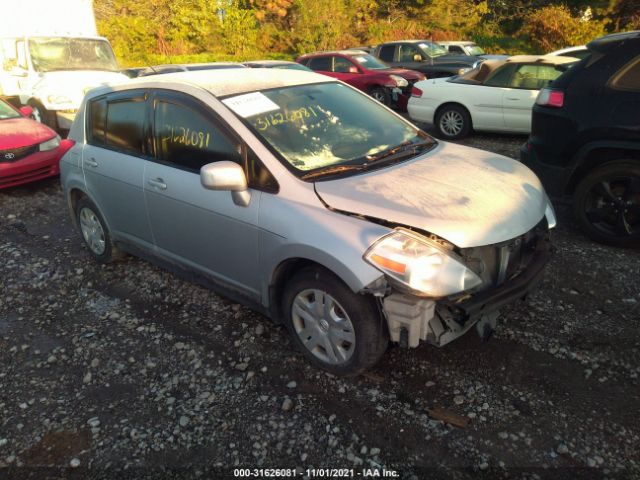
1, 132, 639, 479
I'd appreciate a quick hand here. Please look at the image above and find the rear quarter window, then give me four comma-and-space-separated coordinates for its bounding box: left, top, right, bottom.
611, 56, 640, 92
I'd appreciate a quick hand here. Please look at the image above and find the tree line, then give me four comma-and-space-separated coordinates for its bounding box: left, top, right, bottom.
94, 0, 640, 66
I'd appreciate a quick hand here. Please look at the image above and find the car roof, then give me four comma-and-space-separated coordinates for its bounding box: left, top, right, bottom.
300, 50, 369, 57
458, 55, 578, 82
244, 60, 298, 66
438, 41, 476, 46
377, 40, 437, 45
506, 55, 579, 65
548, 46, 587, 55
96, 68, 332, 98
588, 30, 640, 51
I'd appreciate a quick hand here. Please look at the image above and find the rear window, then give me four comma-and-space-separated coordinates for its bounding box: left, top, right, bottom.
611, 56, 640, 92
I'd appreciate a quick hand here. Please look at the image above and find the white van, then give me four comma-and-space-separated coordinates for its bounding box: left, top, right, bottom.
0, 0, 128, 130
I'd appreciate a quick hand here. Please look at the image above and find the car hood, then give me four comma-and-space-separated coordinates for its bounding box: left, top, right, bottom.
314, 142, 549, 248
33, 70, 129, 106
0, 118, 56, 150
384, 68, 425, 80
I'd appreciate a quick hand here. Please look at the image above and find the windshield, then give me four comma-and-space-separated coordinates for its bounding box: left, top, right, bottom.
28, 37, 119, 72
0, 100, 20, 120
467, 45, 485, 56
351, 54, 389, 70
419, 42, 448, 58
223, 83, 434, 177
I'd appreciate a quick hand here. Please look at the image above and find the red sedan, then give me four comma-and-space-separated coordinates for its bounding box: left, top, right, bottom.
0, 99, 71, 189
296, 50, 425, 110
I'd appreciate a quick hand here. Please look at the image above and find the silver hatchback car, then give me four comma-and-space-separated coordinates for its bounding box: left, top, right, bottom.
61, 69, 555, 375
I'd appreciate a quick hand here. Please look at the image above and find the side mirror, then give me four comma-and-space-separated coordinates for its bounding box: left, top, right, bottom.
19, 106, 33, 117
200, 161, 251, 207
413, 54, 422, 62
348, 66, 359, 74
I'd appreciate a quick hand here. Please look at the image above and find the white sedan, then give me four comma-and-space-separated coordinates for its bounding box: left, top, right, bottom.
407, 55, 577, 139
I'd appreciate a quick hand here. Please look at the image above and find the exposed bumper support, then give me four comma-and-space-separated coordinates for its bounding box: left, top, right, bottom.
382, 238, 552, 348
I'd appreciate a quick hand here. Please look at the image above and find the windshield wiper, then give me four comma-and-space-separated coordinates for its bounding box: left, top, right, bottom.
366, 140, 433, 163
300, 164, 367, 181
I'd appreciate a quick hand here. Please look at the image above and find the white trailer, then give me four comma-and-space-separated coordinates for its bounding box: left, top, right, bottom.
0, 0, 128, 129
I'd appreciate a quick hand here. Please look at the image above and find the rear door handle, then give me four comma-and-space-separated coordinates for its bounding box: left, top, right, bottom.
148, 178, 167, 190
506, 97, 520, 101
85, 157, 98, 168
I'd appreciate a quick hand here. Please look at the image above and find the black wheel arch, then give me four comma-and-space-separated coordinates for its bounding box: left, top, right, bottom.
565, 141, 640, 195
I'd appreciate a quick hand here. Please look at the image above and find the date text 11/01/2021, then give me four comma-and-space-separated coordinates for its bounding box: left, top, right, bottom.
233, 468, 400, 477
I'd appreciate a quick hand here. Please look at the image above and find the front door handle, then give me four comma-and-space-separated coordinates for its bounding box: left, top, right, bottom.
85, 158, 98, 168
506, 97, 520, 101
148, 178, 167, 190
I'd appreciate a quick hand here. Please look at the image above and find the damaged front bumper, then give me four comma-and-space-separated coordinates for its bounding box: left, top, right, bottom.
381, 236, 552, 348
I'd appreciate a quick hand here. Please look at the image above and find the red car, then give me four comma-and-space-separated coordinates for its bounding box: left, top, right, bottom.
296, 50, 425, 110
0, 99, 72, 189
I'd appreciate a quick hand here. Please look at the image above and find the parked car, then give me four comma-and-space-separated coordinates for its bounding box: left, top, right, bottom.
243, 60, 312, 71
408, 55, 578, 139
548, 46, 590, 60
522, 31, 640, 247
0, 98, 71, 188
296, 50, 425, 109
437, 41, 508, 61
371, 40, 481, 78
60, 69, 555, 375
137, 62, 246, 77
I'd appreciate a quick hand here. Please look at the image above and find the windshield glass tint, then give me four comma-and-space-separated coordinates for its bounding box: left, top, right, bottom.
352, 54, 389, 70
0, 101, 20, 120
224, 83, 430, 173
419, 42, 447, 57
28, 37, 119, 72
467, 45, 485, 56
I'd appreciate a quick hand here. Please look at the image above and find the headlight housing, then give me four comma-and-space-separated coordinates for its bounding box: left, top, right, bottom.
389, 74, 408, 87
364, 229, 482, 297
39, 135, 61, 151
457, 67, 472, 75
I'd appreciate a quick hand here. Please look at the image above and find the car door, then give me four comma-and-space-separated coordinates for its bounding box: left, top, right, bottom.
81, 90, 154, 247
501, 64, 559, 132
466, 63, 518, 130
307, 56, 336, 79
328, 56, 367, 90
143, 90, 262, 300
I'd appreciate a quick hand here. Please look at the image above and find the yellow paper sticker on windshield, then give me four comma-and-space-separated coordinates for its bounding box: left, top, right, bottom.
223, 92, 280, 118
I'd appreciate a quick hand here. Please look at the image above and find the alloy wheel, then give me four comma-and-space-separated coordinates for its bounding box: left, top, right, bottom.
584, 176, 640, 238
439, 110, 464, 136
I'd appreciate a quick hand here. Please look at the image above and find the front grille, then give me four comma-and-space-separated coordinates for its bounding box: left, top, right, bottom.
0, 144, 38, 163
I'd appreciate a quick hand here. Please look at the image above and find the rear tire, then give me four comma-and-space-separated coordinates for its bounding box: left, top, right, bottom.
75, 197, 123, 263
27, 100, 58, 130
435, 104, 471, 139
282, 267, 388, 376
573, 161, 640, 247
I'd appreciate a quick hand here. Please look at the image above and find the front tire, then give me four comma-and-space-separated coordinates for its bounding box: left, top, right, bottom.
27, 100, 58, 130
573, 161, 640, 247
282, 267, 389, 376
369, 87, 391, 106
75, 197, 123, 263
435, 104, 471, 139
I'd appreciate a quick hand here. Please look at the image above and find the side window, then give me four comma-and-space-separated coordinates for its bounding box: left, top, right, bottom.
154, 100, 241, 172
611, 56, 640, 92
449, 46, 464, 54
105, 98, 146, 155
509, 64, 563, 89
308, 56, 331, 71
333, 57, 354, 73
88, 97, 107, 146
484, 64, 517, 87
378, 45, 395, 63
247, 149, 278, 193
399, 45, 420, 62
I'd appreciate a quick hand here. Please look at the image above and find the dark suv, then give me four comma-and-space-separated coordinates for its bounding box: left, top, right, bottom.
371, 40, 481, 78
521, 31, 640, 247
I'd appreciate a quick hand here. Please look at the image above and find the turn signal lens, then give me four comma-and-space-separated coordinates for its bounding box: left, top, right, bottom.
536, 88, 565, 108
411, 86, 423, 98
